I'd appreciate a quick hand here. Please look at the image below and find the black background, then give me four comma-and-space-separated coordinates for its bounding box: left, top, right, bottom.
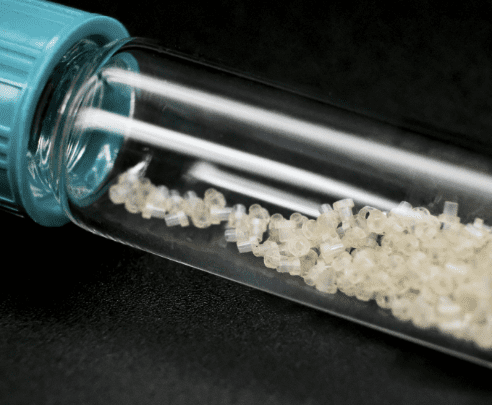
2, 0, 492, 404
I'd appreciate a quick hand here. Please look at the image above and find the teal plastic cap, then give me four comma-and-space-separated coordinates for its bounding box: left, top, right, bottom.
0, 0, 129, 226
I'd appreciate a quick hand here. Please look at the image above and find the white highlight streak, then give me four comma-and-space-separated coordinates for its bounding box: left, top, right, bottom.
75, 109, 397, 210
187, 162, 322, 217
102, 68, 492, 198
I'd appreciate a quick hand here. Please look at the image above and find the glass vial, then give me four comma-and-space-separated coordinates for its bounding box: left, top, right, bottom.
17, 34, 492, 368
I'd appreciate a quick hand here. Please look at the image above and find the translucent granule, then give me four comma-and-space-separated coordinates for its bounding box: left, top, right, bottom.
277, 257, 301, 274
228, 204, 247, 228
287, 235, 311, 257
190, 200, 212, 229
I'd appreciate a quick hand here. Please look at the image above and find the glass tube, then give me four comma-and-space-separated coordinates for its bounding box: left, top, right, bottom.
29, 37, 492, 368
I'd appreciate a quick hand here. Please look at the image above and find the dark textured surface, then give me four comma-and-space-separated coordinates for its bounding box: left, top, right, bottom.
3, 1, 492, 404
